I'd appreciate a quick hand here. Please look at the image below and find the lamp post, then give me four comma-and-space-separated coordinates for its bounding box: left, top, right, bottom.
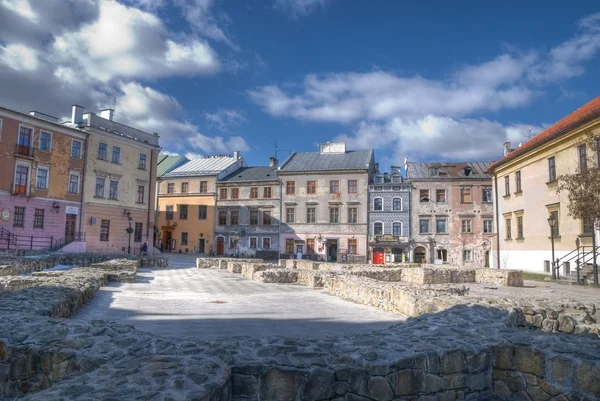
482, 240, 490, 268
575, 237, 581, 285
125, 210, 133, 255
548, 215, 557, 280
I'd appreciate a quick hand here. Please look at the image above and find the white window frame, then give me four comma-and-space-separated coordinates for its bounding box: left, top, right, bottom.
286, 207, 295, 224
112, 146, 121, 164
262, 237, 271, 249
483, 219, 494, 234
392, 197, 402, 211
14, 160, 32, 196
95, 176, 106, 198
35, 165, 49, 190
373, 197, 384, 211
39, 131, 53, 152
392, 221, 402, 236
373, 221, 384, 236
463, 249, 473, 262
71, 139, 82, 159
139, 153, 147, 170
137, 184, 146, 204
419, 219, 430, 234
461, 219, 472, 233
68, 171, 80, 194
98, 142, 108, 160
108, 179, 119, 200
249, 237, 258, 249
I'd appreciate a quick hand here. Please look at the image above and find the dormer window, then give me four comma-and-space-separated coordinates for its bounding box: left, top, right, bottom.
374, 176, 383, 183
463, 166, 473, 176
429, 167, 439, 176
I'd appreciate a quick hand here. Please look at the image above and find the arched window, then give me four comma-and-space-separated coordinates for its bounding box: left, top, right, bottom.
373, 222, 383, 235
393, 222, 402, 236
392, 197, 402, 211
373, 197, 383, 211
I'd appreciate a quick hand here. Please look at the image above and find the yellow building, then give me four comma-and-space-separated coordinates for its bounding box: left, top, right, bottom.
488, 97, 600, 274
156, 154, 245, 254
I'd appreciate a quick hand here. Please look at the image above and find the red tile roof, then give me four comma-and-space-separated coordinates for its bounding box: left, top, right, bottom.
488, 96, 600, 172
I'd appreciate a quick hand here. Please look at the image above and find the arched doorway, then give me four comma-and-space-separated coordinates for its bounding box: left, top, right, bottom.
414, 246, 426, 263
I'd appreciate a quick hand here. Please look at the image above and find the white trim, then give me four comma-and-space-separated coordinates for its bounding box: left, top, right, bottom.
108, 179, 119, 200
14, 159, 32, 196
392, 221, 402, 236
18, 123, 34, 147
68, 170, 81, 194
95, 176, 106, 198
71, 138, 83, 159
139, 152, 147, 169
373, 221, 384, 236
392, 197, 402, 211
373, 196, 384, 211
248, 236, 258, 249
35, 165, 49, 190
38, 130, 53, 152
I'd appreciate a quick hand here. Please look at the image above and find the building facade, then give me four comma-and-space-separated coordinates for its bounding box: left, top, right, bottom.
215, 163, 280, 259
407, 162, 493, 266
278, 143, 374, 262
156, 154, 245, 254
0, 107, 87, 250
488, 97, 600, 273
368, 166, 411, 264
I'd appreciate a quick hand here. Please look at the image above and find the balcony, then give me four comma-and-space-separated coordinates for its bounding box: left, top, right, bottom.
14, 144, 35, 158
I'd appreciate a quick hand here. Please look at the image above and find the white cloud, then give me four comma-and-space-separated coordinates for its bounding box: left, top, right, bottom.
204, 109, 246, 130
188, 132, 250, 154
275, 0, 328, 18
0, 43, 39, 71
0, 0, 38, 22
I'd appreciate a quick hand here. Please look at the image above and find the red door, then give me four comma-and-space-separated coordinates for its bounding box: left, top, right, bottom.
14, 166, 28, 194
216, 237, 224, 256
373, 251, 384, 265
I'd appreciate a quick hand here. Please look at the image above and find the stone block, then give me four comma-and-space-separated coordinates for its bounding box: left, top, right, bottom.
515, 347, 545, 376
302, 367, 335, 400
575, 360, 600, 395
258, 367, 308, 401
443, 374, 467, 390
231, 374, 257, 398
423, 374, 442, 393
442, 350, 466, 374
367, 376, 393, 401
493, 345, 515, 370
394, 369, 424, 396
526, 386, 552, 401
468, 371, 490, 391
467, 351, 490, 373
557, 315, 576, 334
505, 371, 527, 392
550, 357, 573, 383
347, 368, 367, 396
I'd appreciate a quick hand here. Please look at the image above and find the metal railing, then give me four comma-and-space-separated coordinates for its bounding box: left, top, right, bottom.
14, 143, 34, 157
0, 228, 85, 251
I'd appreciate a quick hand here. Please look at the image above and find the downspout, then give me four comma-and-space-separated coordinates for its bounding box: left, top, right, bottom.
278, 176, 282, 261
146, 149, 154, 248
78, 132, 89, 237
366, 176, 370, 263
494, 172, 501, 269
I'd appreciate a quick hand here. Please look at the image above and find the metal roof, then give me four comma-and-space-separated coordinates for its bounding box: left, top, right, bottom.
164, 156, 237, 177
219, 167, 278, 183
279, 149, 373, 172
406, 161, 492, 180
156, 155, 189, 177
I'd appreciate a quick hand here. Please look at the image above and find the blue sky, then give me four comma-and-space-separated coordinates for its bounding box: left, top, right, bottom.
1, 0, 599, 170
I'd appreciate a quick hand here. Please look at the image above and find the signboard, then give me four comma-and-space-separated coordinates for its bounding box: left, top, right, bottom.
375, 235, 408, 243
0, 208, 10, 221
65, 206, 79, 215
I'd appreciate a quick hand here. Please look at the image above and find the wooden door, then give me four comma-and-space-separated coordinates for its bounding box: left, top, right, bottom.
198, 239, 205, 254
65, 214, 76, 243
216, 237, 224, 256
14, 166, 28, 194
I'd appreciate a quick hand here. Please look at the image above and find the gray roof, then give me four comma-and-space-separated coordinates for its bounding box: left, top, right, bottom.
279, 149, 374, 172
157, 155, 189, 177
406, 162, 492, 180
219, 167, 278, 183
164, 156, 236, 177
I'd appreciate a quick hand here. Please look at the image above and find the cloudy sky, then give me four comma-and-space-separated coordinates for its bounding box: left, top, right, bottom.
1, 0, 599, 168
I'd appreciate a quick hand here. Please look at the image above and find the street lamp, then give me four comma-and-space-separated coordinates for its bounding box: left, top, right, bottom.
548, 215, 557, 279
125, 209, 133, 254
575, 237, 581, 284
482, 240, 490, 268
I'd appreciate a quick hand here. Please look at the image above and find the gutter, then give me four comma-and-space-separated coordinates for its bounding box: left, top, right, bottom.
494, 172, 501, 269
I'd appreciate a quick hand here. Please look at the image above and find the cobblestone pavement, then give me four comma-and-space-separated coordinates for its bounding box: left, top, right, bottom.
74, 254, 402, 340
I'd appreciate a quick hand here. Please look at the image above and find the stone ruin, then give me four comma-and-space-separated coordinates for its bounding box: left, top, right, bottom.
0, 254, 598, 400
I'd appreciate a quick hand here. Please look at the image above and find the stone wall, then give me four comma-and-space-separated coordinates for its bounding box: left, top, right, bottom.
241, 263, 281, 280
195, 257, 264, 269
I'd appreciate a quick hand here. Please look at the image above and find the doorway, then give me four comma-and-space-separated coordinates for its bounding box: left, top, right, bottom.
414, 246, 426, 263
436, 249, 448, 263
484, 250, 490, 267
198, 239, 205, 254
326, 239, 338, 262
65, 214, 76, 243
216, 237, 224, 256
162, 231, 172, 252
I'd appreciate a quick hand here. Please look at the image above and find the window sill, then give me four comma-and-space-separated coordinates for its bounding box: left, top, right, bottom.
461, 232, 474, 234
435, 233, 449, 235
108, 198, 119, 201
38, 149, 50, 153
13, 225, 24, 228
35, 187, 48, 191
111, 161, 121, 165
578, 234, 593, 238
546, 180, 558, 185
514, 190, 523, 195
461, 202, 474, 204
548, 236, 562, 240
516, 237, 525, 241
138, 167, 147, 171
482, 201, 493, 204
67, 192, 79, 195
98, 158, 107, 162
505, 238, 512, 241
136, 202, 146, 205
503, 194, 511, 198
93, 196, 105, 199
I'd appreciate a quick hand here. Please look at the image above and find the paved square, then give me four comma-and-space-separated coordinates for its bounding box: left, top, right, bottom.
74, 255, 402, 340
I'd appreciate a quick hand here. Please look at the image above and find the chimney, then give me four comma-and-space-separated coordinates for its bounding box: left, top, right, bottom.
233, 151, 239, 160
269, 157, 278, 167
100, 109, 114, 121
71, 105, 84, 125
503, 142, 511, 156
391, 165, 401, 174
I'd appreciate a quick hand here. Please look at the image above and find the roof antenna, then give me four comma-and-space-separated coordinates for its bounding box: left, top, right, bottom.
108, 93, 117, 114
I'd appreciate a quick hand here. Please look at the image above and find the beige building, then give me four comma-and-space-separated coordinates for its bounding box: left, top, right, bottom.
488, 96, 600, 273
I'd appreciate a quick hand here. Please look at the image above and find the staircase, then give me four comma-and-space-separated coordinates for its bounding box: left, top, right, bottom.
554, 246, 599, 285
0, 227, 18, 249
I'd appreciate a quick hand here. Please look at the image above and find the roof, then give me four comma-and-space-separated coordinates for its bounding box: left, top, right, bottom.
156, 155, 189, 177
279, 149, 374, 172
219, 167, 278, 183
164, 156, 236, 177
489, 96, 600, 172
406, 162, 492, 180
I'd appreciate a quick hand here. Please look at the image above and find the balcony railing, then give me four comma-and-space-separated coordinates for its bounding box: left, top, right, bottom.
14, 144, 34, 158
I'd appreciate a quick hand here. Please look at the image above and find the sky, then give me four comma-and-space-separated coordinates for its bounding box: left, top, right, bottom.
1, 0, 600, 170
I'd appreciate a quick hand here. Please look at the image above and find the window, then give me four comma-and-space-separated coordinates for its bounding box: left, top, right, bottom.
374, 198, 383, 211
36, 167, 48, 189
348, 239, 357, 254
181, 182, 189, 193
166, 205, 174, 220
393, 222, 402, 236
460, 187, 472, 203
198, 205, 207, 220
461, 219, 472, 233
17, 126, 32, 156
71, 140, 82, 159
307, 181, 316, 194
307, 207, 316, 223
482, 187, 493, 203
392, 175, 401, 183
436, 219, 446, 234
348, 207, 358, 224
33, 208, 44, 228
436, 189, 446, 203
230, 210, 239, 225
100, 220, 110, 241
250, 210, 258, 225
95, 177, 105, 197
463, 250, 473, 262
419, 219, 430, 234
307, 239, 315, 253
393, 198, 402, 211
548, 157, 556, 182
220, 188, 227, 200
286, 181, 295, 195
39, 132, 51, 152
249, 238, 257, 249
218, 210, 227, 225
286, 207, 295, 223
583, 217, 594, 235
137, 185, 145, 204
229, 237, 237, 248
108, 180, 118, 199
13, 207, 24, 227
578, 144, 587, 173
262, 237, 271, 249
134, 223, 143, 242
181, 232, 188, 245
179, 205, 188, 220
330, 180, 340, 194
111, 146, 120, 163
420, 189, 430, 202
68, 174, 80, 194
505, 218, 512, 240
231, 188, 239, 199
504, 176, 510, 196
263, 211, 272, 225
14, 165, 28, 195
517, 216, 524, 239
550, 211, 560, 237
374, 176, 383, 183
250, 187, 258, 199
286, 239, 294, 253
98, 143, 107, 160
139, 154, 147, 170
167, 183, 174, 194
373, 222, 383, 235
263, 187, 272, 198
200, 181, 207, 193
329, 207, 339, 223
348, 180, 357, 194
484, 220, 494, 234
515, 171, 522, 192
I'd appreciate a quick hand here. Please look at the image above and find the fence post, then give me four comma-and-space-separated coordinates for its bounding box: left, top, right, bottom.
50, 236, 53, 250
30, 235, 33, 250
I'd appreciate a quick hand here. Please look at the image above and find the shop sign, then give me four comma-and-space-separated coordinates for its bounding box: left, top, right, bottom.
65, 206, 79, 215
376, 235, 408, 243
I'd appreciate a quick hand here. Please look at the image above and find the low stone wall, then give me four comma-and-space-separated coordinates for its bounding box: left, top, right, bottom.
508, 303, 599, 336
475, 268, 523, 287
196, 257, 264, 269
241, 263, 280, 280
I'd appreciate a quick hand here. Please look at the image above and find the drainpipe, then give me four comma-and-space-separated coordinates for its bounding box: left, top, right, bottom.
147, 149, 155, 250
493, 172, 501, 269
278, 177, 282, 261
78, 132, 89, 237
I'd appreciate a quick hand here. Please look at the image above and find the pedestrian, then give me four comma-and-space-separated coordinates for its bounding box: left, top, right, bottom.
142, 241, 148, 256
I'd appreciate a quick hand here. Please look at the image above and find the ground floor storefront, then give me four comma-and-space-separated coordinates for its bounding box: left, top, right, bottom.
279, 233, 367, 263
214, 230, 279, 259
